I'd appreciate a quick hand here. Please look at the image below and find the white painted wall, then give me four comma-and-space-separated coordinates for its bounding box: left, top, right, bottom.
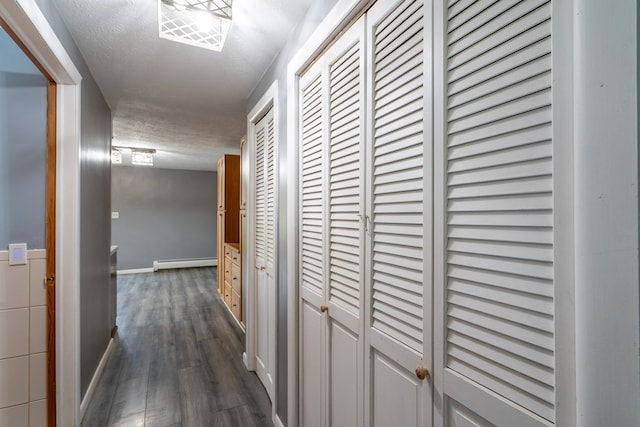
574, 0, 640, 425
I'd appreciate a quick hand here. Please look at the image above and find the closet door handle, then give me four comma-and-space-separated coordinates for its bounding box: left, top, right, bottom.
415, 365, 429, 381
320, 304, 328, 313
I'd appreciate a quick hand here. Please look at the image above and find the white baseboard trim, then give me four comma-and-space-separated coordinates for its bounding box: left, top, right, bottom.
274, 413, 285, 427
243, 351, 250, 370
80, 336, 116, 421
117, 268, 154, 275
153, 257, 217, 271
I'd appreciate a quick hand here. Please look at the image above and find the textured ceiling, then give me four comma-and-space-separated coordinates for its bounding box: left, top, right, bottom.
51, 0, 313, 170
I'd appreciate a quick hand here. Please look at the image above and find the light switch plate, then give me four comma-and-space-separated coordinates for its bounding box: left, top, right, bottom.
8, 243, 27, 265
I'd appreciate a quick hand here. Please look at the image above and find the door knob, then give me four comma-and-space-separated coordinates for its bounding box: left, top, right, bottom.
320, 304, 328, 313
45, 275, 55, 287
415, 365, 429, 380
260, 265, 266, 271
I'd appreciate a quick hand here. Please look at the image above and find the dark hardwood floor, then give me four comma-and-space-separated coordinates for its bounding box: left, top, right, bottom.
82, 267, 273, 427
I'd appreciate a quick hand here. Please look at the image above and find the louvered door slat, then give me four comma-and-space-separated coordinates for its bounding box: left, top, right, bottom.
331, 47, 359, 78
449, 58, 551, 110
330, 127, 359, 146
448, 193, 552, 212
451, 14, 551, 73
448, 38, 551, 94
448, 264, 553, 297
446, 0, 475, 21
448, 226, 552, 245
444, 0, 555, 423
329, 37, 362, 316
449, 20, 551, 76
448, 0, 502, 33
449, 177, 551, 200
375, 58, 423, 101
448, 251, 553, 281
448, 292, 554, 334
370, 0, 425, 355
448, 304, 554, 351
447, 89, 551, 135
448, 0, 549, 57
375, 32, 423, 81
447, 346, 554, 418
265, 110, 276, 266
301, 73, 325, 295
449, 73, 551, 121
448, 332, 553, 384
255, 120, 266, 262
447, 0, 519, 44
449, 160, 552, 188
331, 71, 360, 101
374, 0, 422, 51
449, 140, 551, 172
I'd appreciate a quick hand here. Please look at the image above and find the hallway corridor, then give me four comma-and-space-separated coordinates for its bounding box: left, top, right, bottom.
82, 268, 273, 426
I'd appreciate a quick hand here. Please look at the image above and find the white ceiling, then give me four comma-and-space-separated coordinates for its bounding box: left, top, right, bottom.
51, 0, 313, 171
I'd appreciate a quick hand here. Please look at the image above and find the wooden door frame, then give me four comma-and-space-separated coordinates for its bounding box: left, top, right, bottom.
46, 79, 57, 426
246, 80, 279, 423
0, 0, 82, 425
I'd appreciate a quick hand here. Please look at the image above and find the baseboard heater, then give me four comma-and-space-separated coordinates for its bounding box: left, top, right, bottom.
153, 257, 217, 271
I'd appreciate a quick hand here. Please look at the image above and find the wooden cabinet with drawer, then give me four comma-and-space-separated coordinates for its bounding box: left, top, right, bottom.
223, 242, 241, 322
217, 154, 239, 296
217, 153, 242, 324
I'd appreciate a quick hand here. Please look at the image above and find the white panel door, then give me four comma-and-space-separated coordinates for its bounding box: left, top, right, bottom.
326, 18, 366, 427
254, 107, 276, 399
299, 18, 366, 426
299, 62, 327, 426
434, 1, 556, 426
364, 1, 432, 426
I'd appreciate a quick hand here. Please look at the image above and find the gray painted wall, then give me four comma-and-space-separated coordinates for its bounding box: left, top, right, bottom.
78, 73, 112, 399
111, 166, 217, 271
246, 0, 339, 422
34, 0, 113, 399
0, 29, 47, 250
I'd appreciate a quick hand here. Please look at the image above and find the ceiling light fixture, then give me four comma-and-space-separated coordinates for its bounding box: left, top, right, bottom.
131, 149, 156, 166
112, 146, 157, 166
158, 0, 232, 52
111, 148, 123, 164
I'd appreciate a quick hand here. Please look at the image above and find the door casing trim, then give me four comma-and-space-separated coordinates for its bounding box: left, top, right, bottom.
0, 1, 82, 425
246, 79, 279, 424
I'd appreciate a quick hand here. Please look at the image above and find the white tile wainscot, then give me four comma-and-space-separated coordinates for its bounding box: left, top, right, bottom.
0, 249, 48, 427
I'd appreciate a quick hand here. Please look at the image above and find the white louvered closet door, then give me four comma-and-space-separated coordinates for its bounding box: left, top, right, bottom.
254, 107, 276, 399
299, 18, 366, 427
435, 1, 556, 426
299, 60, 327, 427
365, 0, 433, 426
326, 18, 366, 427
